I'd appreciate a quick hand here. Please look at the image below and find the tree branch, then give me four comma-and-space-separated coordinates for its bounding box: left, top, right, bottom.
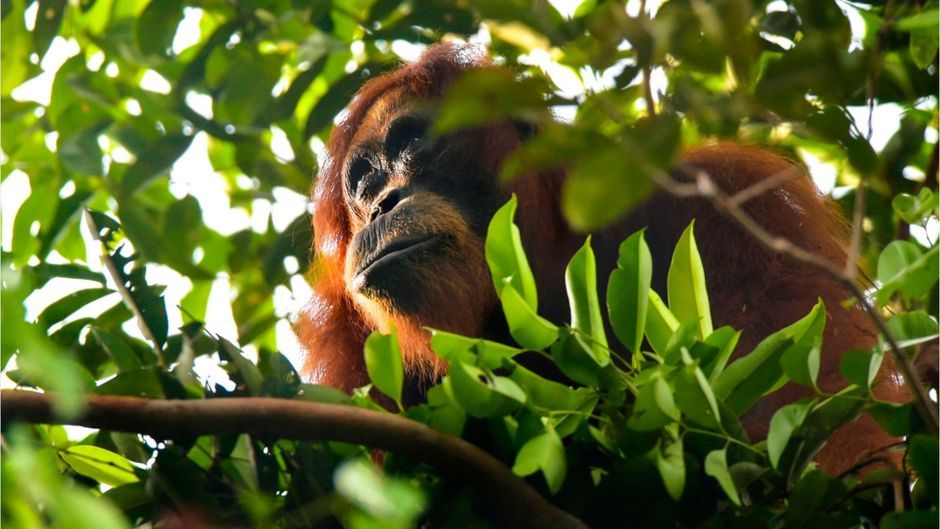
0, 390, 588, 529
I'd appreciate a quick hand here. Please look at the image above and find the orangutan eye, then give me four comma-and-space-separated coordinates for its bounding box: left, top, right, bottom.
346, 156, 375, 199
385, 116, 429, 161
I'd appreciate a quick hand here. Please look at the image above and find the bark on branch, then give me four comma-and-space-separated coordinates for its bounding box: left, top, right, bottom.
1, 390, 588, 529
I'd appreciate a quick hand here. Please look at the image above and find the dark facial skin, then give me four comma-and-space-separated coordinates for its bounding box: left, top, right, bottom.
340, 93, 503, 325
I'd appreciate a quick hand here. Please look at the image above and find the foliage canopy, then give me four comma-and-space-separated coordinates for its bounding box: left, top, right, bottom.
1, 0, 938, 528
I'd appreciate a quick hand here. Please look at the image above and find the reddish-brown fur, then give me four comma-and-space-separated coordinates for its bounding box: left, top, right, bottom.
298, 44, 906, 474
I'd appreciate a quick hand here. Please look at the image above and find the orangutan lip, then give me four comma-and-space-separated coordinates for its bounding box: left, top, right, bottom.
355, 234, 439, 278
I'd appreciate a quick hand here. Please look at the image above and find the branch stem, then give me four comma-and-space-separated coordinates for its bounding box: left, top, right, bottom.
1, 391, 587, 529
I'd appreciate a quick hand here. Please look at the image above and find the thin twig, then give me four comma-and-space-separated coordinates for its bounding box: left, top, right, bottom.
82, 210, 164, 363
638, 0, 656, 117
0, 391, 588, 529
727, 164, 803, 207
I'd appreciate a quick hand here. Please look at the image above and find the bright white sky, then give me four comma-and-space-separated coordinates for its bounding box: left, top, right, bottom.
2, 0, 937, 387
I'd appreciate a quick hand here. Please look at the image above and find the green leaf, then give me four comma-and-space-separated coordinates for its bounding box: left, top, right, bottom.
91, 327, 143, 372
887, 311, 940, 344
446, 361, 525, 418
780, 335, 821, 387
562, 146, 655, 231
486, 196, 538, 308
36, 287, 113, 329
880, 511, 939, 529
653, 435, 685, 501
673, 358, 721, 428
699, 326, 741, 382
550, 329, 602, 386
878, 240, 924, 283
498, 282, 558, 350
896, 9, 940, 31
893, 188, 938, 224
511, 426, 567, 494
908, 435, 939, 501
876, 242, 939, 305
428, 330, 478, 362
334, 459, 426, 525
565, 237, 609, 365
714, 301, 825, 415
645, 289, 680, 356
60, 445, 139, 487
33, 0, 66, 58
867, 402, 913, 437
786, 388, 867, 479
364, 327, 404, 406
218, 339, 263, 396
297, 384, 351, 405
704, 449, 740, 505
785, 469, 844, 528
767, 400, 811, 469
628, 376, 679, 431
121, 135, 193, 197
663, 321, 699, 365
838, 349, 884, 391
667, 221, 712, 339
607, 229, 652, 353
137, 0, 184, 56
908, 25, 938, 70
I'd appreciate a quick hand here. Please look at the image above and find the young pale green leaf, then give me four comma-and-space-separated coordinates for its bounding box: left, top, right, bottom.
428, 330, 477, 362
877, 240, 924, 284
446, 361, 525, 418
364, 328, 404, 405
887, 310, 940, 344
566, 237, 610, 364
550, 330, 602, 386
334, 459, 427, 525
654, 435, 685, 502
60, 445, 139, 487
297, 384, 351, 405
511, 426, 567, 494
673, 359, 721, 428
627, 377, 679, 431
645, 289, 680, 356
414, 384, 467, 436
699, 326, 741, 382
780, 335, 821, 387
876, 243, 939, 305
607, 229, 652, 353
486, 196, 538, 308
838, 349, 884, 391
499, 282, 558, 351
704, 449, 740, 505
662, 321, 700, 365
667, 221, 712, 339
892, 188, 937, 224
714, 301, 825, 415
562, 146, 655, 231
476, 339, 524, 370
509, 365, 584, 412
767, 401, 812, 469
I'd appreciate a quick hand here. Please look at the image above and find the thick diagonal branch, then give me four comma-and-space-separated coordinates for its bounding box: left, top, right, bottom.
0, 390, 587, 529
